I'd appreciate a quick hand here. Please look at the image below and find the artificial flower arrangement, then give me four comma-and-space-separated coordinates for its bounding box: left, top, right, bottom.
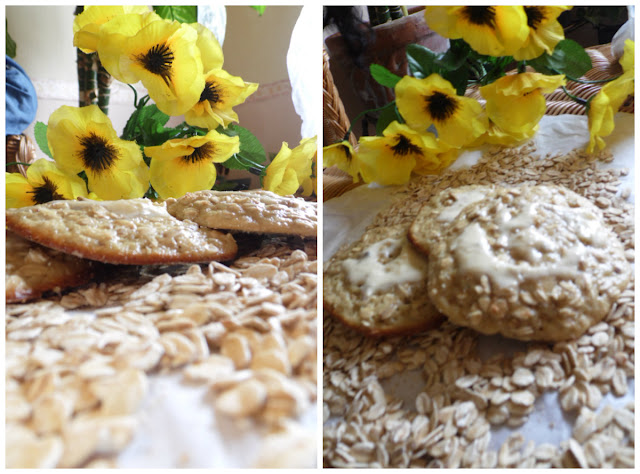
324, 6, 634, 186
7, 5, 317, 208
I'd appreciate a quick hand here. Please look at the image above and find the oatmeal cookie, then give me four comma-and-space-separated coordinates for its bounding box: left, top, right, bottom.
166, 190, 316, 237
409, 184, 496, 255
6, 198, 238, 265
427, 185, 631, 341
6, 231, 95, 303
324, 225, 443, 336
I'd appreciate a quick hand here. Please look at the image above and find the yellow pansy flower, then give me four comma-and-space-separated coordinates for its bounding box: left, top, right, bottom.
103, 19, 205, 116
395, 74, 488, 148
145, 130, 239, 199
512, 6, 573, 60
47, 105, 149, 200
357, 122, 437, 186
73, 5, 151, 53
323, 141, 361, 183
6, 159, 89, 209
424, 6, 528, 56
185, 69, 258, 130
263, 137, 317, 196
480, 72, 565, 135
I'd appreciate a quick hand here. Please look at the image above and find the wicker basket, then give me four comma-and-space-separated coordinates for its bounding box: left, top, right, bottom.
322, 43, 634, 201
6, 134, 37, 177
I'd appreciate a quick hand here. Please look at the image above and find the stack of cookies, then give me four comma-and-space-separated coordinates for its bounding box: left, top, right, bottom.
6, 190, 317, 303
324, 184, 631, 342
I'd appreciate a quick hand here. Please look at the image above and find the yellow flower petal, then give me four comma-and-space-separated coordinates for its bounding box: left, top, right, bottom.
481, 121, 540, 147
480, 73, 565, 135
6, 173, 36, 208
263, 142, 299, 196
146, 130, 239, 199
620, 39, 634, 76
290, 136, 317, 197
512, 6, 572, 60
323, 141, 361, 182
412, 133, 460, 175
191, 22, 224, 72
73, 5, 151, 53
185, 69, 258, 129
424, 6, 528, 56
587, 75, 634, 153
395, 74, 488, 148
150, 156, 217, 199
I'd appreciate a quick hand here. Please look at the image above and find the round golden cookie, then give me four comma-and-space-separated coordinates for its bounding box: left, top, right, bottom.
6, 231, 96, 303
6, 198, 238, 265
427, 185, 631, 341
323, 224, 444, 336
409, 184, 496, 256
166, 190, 317, 237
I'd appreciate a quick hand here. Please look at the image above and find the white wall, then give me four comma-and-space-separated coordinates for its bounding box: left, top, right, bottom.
6, 5, 308, 162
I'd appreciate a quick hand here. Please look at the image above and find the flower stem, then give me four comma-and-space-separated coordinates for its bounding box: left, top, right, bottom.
127, 83, 139, 108
566, 75, 621, 84
561, 86, 589, 107
235, 153, 265, 172
6, 161, 32, 167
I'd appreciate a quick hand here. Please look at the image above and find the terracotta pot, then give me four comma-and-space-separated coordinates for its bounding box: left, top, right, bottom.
324, 7, 449, 138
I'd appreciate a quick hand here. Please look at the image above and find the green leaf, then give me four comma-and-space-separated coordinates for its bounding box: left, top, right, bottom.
34, 122, 52, 158
250, 6, 266, 16
121, 103, 173, 146
6, 20, 16, 58
528, 39, 592, 78
370, 64, 402, 89
406, 44, 442, 79
222, 124, 267, 168
375, 101, 400, 136
435, 39, 469, 71
152, 6, 197, 23
444, 67, 470, 96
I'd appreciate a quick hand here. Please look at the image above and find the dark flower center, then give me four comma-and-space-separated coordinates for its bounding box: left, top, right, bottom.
390, 134, 423, 157
182, 142, 215, 164
462, 7, 496, 27
137, 43, 174, 85
425, 91, 459, 123
199, 81, 222, 104
29, 176, 64, 204
524, 6, 546, 29
78, 132, 119, 173
340, 144, 352, 161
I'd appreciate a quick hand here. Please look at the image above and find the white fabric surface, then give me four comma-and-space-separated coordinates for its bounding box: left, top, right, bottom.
117, 373, 316, 468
